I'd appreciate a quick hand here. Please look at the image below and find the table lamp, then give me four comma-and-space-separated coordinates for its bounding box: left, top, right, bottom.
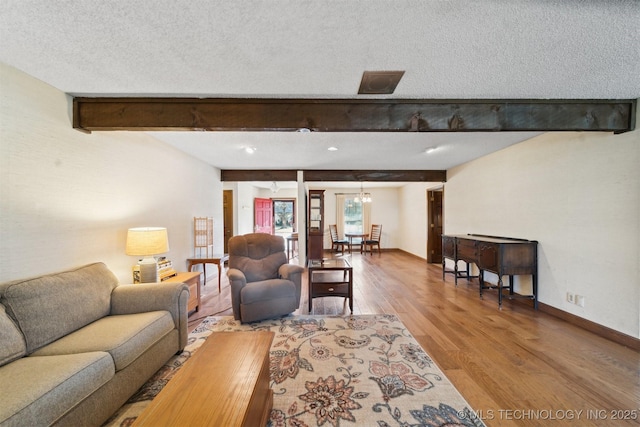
125, 227, 170, 283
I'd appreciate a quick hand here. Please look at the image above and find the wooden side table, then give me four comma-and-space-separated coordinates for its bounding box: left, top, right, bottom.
164, 272, 201, 312
307, 258, 353, 313
186, 254, 229, 292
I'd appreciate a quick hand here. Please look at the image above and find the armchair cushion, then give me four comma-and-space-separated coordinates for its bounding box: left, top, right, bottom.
241, 279, 296, 304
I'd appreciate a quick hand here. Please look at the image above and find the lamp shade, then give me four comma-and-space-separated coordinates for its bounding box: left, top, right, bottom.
125, 227, 170, 256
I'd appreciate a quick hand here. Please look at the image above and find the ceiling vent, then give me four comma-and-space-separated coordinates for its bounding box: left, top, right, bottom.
358, 71, 405, 94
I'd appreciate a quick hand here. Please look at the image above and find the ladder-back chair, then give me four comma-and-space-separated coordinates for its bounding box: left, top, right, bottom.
364, 224, 382, 255
329, 224, 349, 254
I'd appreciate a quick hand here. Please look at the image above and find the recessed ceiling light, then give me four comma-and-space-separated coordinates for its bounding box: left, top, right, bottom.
424, 147, 438, 154
244, 147, 256, 154
328, 146, 338, 151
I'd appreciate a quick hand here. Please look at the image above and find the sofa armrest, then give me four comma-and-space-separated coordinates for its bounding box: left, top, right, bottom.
110, 282, 190, 350
227, 268, 247, 321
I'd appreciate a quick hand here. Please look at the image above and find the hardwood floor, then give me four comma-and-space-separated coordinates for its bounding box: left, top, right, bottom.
188, 250, 640, 427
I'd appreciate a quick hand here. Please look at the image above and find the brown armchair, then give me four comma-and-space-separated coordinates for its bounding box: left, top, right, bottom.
227, 233, 304, 323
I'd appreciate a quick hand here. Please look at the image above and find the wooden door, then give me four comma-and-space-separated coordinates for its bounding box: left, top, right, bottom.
223, 190, 233, 253
254, 198, 273, 234
427, 189, 444, 263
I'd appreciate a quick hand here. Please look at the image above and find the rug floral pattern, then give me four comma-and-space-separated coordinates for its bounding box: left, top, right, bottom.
104, 315, 484, 427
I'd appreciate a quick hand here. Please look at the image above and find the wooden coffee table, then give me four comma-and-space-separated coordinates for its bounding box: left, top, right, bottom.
133, 331, 274, 427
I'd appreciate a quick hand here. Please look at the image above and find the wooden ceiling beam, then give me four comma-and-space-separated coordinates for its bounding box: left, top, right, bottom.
221, 170, 298, 182
73, 98, 636, 133
220, 170, 446, 182
303, 170, 446, 182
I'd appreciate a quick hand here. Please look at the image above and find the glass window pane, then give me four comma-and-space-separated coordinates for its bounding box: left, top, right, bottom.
344, 196, 363, 234
274, 200, 294, 238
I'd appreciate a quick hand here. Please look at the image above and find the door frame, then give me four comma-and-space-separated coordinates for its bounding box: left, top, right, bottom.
223, 190, 233, 253
427, 187, 444, 263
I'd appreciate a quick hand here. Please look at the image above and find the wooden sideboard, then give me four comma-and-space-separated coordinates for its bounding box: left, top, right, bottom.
442, 234, 538, 309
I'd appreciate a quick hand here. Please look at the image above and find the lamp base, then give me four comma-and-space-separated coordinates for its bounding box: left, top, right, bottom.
139, 257, 158, 283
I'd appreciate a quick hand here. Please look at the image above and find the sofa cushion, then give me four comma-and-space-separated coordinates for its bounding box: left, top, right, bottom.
0, 262, 118, 353
30, 311, 174, 371
0, 304, 26, 366
0, 352, 114, 426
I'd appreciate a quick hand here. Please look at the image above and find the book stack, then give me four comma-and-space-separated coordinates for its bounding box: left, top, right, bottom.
157, 257, 177, 281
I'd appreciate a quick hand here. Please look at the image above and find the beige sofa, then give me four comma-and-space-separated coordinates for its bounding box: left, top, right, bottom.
0, 262, 189, 427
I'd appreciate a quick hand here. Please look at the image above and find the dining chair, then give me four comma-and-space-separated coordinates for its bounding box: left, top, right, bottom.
329, 224, 349, 254
363, 224, 382, 255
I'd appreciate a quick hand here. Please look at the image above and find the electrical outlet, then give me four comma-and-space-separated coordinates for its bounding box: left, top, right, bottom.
566, 292, 574, 303
576, 295, 585, 307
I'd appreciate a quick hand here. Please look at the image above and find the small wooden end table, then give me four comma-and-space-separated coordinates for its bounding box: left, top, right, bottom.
133, 331, 274, 427
164, 272, 200, 313
308, 258, 353, 313
186, 254, 229, 292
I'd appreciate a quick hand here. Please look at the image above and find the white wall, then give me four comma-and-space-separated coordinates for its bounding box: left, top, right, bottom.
443, 121, 640, 338
397, 183, 444, 259
0, 63, 223, 284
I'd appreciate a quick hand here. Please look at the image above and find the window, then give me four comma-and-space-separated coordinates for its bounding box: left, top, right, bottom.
336, 194, 371, 241
344, 196, 364, 234
273, 199, 295, 239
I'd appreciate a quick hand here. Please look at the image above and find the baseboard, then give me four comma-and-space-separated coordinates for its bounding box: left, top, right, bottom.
477, 286, 639, 351
440, 264, 640, 350
537, 302, 640, 351
324, 249, 640, 350
397, 249, 426, 260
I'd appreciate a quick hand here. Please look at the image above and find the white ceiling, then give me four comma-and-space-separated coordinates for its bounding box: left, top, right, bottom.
1, 1, 638, 176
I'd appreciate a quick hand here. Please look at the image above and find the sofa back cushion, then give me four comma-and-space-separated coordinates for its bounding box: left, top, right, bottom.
0, 303, 26, 366
0, 263, 118, 353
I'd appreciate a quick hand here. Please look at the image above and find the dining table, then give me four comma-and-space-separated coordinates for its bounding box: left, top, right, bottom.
344, 232, 369, 254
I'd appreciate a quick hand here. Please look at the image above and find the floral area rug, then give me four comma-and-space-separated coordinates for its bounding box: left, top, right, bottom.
105, 314, 485, 427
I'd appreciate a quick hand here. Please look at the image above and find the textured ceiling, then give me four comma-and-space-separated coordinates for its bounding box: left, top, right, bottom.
1, 0, 638, 175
